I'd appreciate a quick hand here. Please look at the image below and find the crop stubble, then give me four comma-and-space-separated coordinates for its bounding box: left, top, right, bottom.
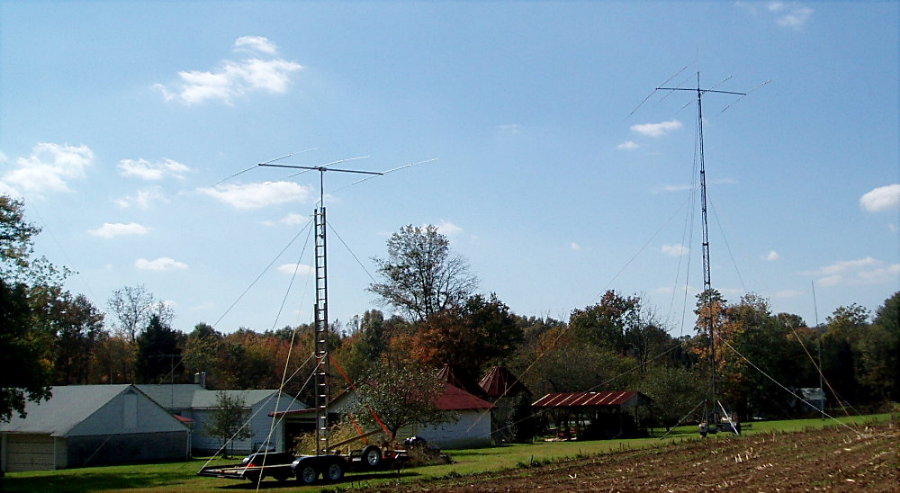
369, 420, 898, 492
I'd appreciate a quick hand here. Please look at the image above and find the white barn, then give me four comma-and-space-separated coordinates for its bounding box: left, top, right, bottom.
0, 385, 190, 472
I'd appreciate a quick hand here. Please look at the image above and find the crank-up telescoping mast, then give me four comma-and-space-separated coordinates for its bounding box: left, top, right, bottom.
260, 159, 382, 455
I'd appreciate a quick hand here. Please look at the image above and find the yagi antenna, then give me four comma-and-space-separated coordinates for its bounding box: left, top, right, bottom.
259, 156, 381, 207
214, 148, 317, 186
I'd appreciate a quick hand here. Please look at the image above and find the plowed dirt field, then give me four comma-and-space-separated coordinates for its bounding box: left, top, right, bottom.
370, 420, 898, 492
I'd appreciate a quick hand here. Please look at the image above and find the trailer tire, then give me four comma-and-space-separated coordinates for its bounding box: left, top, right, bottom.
324, 460, 345, 482
297, 465, 318, 485
361, 445, 383, 469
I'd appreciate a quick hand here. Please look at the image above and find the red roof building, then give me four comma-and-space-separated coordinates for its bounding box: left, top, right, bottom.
436, 383, 494, 411
532, 391, 648, 409
532, 391, 652, 440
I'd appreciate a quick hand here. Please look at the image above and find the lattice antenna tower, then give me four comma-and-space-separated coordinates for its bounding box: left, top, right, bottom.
655, 72, 747, 430
260, 158, 382, 455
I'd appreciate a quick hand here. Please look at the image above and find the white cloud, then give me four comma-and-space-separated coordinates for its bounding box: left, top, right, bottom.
497, 123, 523, 135
435, 220, 463, 236
234, 35, 278, 55
653, 183, 694, 194
766, 250, 781, 261
262, 212, 309, 227
277, 263, 315, 275
197, 181, 311, 209
771, 289, 803, 299
630, 119, 682, 138
661, 244, 689, 257
118, 158, 190, 181
135, 257, 188, 271
739, 2, 814, 29
653, 178, 735, 195
154, 36, 301, 105
617, 141, 639, 150
116, 186, 168, 209
1, 143, 93, 195
570, 242, 582, 251
809, 257, 899, 287
89, 222, 150, 239
769, 2, 814, 28
860, 184, 900, 212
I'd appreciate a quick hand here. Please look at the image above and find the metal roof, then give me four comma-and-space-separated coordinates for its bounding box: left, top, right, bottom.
532, 391, 643, 409
436, 383, 494, 411
478, 366, 529, 399
0, 384, 187, 436
135, 384, 303, 411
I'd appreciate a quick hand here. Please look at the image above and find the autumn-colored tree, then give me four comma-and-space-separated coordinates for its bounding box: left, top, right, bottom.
90, 332, 136, 384
518, 326, 635, 396
409, 293, 522, 385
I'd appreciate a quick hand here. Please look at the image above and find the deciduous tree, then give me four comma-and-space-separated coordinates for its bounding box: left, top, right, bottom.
353, 362, 455, 442
369, 225, 477, 322
410, 293, 522, 385
206, 391, 252, 458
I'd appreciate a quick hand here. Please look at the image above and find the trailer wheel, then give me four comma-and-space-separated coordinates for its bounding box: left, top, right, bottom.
324, 461, 345, 482
361, 445, 383, 469
245, 472, 261, 484
297, 465, 318, 485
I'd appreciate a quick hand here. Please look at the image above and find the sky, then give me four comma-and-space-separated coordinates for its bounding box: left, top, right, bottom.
1, 1, 897, 336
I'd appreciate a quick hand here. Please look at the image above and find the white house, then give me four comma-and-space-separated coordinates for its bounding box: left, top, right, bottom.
136, 384, 305, 455
326, 382, 495, 449
0, 385, 190, 472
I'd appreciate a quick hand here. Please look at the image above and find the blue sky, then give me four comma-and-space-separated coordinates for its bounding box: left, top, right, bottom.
1, 1, 897, 335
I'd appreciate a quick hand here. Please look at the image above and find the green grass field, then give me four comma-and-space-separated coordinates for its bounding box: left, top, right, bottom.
1, 413, 892, 493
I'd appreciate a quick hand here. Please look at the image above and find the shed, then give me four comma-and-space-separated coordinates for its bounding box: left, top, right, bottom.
532, 391, 652, 440
0, 385, 190, 472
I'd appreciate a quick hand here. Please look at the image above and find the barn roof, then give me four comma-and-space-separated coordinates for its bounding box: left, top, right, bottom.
532, 391, 648, 409
478, 366, 529, 399
437, 383, 494, 411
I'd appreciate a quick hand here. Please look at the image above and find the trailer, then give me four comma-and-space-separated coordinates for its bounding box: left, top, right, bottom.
198, 444, 407, 485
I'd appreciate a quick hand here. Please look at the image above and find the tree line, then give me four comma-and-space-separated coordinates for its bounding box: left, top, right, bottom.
2, 196, 898, 428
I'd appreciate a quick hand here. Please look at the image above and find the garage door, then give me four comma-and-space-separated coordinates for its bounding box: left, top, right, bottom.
5, 434, 56, 471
